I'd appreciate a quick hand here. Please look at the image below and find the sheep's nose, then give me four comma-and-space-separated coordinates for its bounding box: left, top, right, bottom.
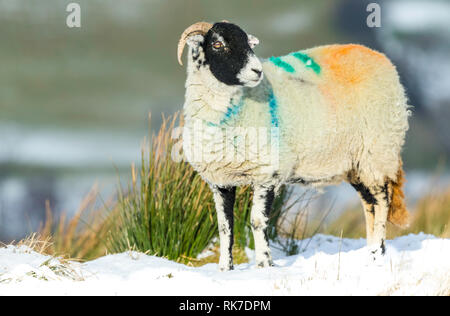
251, 68, 262, 77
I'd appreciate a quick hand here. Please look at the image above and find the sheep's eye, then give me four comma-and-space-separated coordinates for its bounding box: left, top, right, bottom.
212, 41, 224, 49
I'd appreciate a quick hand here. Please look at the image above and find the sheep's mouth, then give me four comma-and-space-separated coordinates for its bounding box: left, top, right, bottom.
244, 75, 263, 87
250, 76, 262, 82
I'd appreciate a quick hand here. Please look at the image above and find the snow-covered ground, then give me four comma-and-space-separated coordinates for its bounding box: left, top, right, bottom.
0, 233, 448, 296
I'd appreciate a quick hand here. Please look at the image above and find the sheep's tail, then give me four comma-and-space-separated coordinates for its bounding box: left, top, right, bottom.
387, 161, 409, 228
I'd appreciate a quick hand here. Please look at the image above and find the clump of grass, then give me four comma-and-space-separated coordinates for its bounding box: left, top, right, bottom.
16, 185, 115, 261
11, 233, 53, 255
107, 114, 218, 263
38, 257, 85, 281
106, 113, 289, 264
2, 234, 86, 283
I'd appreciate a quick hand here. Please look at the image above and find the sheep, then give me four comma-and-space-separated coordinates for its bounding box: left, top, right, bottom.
177, 21, 410, 271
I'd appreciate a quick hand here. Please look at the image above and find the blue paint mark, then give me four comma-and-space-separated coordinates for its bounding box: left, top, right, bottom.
207, 96, 244, 127
269, 56, 295, 73
268, 89, 279, 128
221, 100, 242, 124
270, 52, 321, 75
207, 89, 280, 129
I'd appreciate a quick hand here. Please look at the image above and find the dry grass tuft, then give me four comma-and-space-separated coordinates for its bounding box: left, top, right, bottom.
324, 186, 450, 239
12, 185, 116, 261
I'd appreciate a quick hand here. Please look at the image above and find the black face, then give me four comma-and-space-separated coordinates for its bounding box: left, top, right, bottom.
202, 22, 254, 86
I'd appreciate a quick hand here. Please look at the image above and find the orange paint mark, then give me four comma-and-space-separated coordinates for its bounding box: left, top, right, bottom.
312, 44, 389, 86
306, 44, 392, 112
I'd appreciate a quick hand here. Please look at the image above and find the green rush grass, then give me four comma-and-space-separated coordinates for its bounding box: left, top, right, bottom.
106, 114, 287, 264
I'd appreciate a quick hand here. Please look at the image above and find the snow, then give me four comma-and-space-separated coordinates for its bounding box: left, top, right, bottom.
0, 234, 449, 296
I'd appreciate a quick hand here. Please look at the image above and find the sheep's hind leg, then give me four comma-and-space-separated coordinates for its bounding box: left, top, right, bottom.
350, 181, 375, 245
211, 185, 236, 271
251, 185, 275, 268
370, 183, 390, 261
351, 181, 390, 262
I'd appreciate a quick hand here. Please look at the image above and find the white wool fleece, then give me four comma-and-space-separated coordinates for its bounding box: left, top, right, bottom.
183, 44, 410, 189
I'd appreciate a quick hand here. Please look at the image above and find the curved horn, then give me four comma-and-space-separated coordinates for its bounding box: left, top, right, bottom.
177, 21, 213, 66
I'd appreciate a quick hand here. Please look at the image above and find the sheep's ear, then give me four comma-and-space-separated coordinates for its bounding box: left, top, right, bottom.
248, 34, 259, 48
186, 34, 205, 48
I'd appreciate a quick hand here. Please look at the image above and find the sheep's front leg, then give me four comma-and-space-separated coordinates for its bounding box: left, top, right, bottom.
211, 185, 236, 271
251, 185, 275, 268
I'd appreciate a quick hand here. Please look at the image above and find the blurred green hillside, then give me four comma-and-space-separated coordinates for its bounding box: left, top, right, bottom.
0, 0, 338, 130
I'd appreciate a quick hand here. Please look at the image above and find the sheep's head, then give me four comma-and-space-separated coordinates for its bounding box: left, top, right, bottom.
178, 21, 263, 88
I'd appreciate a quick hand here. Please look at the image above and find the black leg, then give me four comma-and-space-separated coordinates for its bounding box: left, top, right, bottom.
211, 185, 236, 271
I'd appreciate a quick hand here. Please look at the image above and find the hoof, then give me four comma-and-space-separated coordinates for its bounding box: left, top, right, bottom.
256, 260, 275, 268
218, 263, 234, 272
368, 243, 386, 266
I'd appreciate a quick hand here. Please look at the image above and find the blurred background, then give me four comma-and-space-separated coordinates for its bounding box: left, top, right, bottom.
0, 0, 449, 242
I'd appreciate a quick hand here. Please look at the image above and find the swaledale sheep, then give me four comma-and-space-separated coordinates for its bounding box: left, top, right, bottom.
177, 21, 410, 271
